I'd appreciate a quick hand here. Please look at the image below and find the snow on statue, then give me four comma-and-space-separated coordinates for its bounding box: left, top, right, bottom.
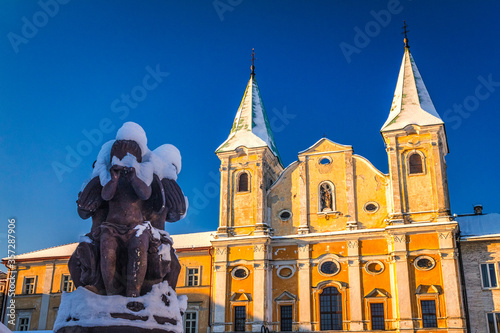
55, 122, 188, 333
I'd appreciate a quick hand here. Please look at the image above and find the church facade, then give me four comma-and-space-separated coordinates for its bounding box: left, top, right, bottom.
3, 41, 481, 332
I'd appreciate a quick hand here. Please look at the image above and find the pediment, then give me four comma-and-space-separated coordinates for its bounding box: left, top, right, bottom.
274, 291, 297, 302
299, 138, 352, 156
365, 288, 390, 298
416, 285, 441, 294
230, 292, 252, 302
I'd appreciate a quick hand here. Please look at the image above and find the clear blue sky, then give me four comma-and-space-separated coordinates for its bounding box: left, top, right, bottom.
1, 0, 499, 268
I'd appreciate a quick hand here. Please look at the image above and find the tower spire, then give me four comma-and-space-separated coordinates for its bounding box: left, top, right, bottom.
251, 48, 256, 76
402, 20, 410, 48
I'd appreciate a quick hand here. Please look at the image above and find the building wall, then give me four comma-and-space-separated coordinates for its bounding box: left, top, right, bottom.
461, 239, 500, 333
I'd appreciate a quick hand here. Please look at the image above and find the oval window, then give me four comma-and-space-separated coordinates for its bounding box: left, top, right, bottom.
365, 261, 384, 275
319, 260, 340, 276
414, 256, 435, 271
319, 157, 331, 165
232, 266, 249, 280
279, 210, 292, 221
364, 202, 379, 213
277, 266, 295, 279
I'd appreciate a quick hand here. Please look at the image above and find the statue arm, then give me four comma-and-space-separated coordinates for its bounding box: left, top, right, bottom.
128, 167, 152, 200
101, 167, 119, 200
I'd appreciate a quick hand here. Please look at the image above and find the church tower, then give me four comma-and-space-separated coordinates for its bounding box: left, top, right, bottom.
381, 35, 451, 224
215, 57, 283, 237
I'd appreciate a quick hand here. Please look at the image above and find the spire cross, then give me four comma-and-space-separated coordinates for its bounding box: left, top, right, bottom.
251, 48, 256, 76
402, 20, 410, 48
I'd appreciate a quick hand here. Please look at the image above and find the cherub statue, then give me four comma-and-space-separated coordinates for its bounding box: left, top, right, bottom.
69, 122, 186, 298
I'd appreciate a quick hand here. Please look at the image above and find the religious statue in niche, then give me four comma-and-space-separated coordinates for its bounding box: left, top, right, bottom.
55, 122, 188, 333
320, 182, 333, 212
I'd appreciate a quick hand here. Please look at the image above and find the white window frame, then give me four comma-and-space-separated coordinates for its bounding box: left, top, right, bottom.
23, 276, 37, 295
480, 263, 499, 289
61, 274, 74, 292
184, 310, 198, 333
16, 312, 31, 331
186, 267, 201, 287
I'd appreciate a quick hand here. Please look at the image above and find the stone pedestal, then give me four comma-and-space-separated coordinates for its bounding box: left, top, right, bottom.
54, 281, 186, 333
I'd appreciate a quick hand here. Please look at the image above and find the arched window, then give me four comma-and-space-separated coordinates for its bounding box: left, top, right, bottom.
320, 287, 343, 330
319, 182, 334, 212
408, 152, 423, 174
238, 172, 249, 192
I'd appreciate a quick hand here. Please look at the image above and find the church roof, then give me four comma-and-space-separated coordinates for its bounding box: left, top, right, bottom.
2, 231, 215, 262
381, 47, 443, 132
216, 74, 281, 164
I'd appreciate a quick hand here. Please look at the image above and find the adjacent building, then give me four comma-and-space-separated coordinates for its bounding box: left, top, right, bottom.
1, 41, 498, 332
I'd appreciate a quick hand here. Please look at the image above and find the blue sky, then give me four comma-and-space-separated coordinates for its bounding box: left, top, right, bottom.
1, 0, 499, 268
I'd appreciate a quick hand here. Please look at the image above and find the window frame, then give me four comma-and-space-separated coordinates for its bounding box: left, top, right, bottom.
61, 274, 74, 292
407, 150, 426, 175
480, 262, 499, 289
183, 310, 198, 333
186, 267, 201, 287
420, 299, 438, 328
369, 302, 386, 331
234, 305, 246, 332
319, 286, 343, 331
236, 171, 251, 193
486, 312, 500, 333
280, 304, 293, 331
16, 312, 31, 331
22, 276, 37, 295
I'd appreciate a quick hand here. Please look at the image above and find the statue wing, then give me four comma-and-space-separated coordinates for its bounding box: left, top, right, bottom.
145, 174, 166, 214
163, 178, 186, 222
77, 176, 104, 219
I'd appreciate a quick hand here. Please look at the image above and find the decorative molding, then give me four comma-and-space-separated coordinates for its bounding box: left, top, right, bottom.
347, 240, 359, 249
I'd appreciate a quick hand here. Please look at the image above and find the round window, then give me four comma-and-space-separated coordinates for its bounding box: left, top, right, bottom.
414, 256, 435, 271
365, 261, 384, 275
319, 157, 331, 165
279, 210, 292, 221
232, 266, 249, 280
364, 202, 379, 213
277, 265, 295, 279
318, 260, 340, 276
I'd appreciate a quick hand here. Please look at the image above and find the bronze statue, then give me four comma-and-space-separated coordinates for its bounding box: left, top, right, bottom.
69, 136, 186, 298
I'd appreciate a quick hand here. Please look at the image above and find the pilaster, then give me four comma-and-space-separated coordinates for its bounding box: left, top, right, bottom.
297, 244, 312, 331
38, 262, 54, 330
298, 158, 309, 234
347, 240, 363, 330
213, 246, 229, 332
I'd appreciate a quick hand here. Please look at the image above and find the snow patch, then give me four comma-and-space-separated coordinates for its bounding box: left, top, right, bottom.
158, 243, 171, 261
152, 144, 182, 180
91, 140, 115, 186
54, 281, 187, 333
112, 153, 154, 186
116, 122, 149, 156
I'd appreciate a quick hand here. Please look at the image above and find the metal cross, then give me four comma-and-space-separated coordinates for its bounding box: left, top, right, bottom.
402, 21, 410, 48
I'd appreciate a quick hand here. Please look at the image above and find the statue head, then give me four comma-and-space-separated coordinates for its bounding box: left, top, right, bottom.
111, 140, 143, 163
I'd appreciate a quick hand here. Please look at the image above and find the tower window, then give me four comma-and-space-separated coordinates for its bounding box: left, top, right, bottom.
319, 182, 335, 212
370, 303, 385, 330
408, 153, 423, 174
421, 300, 438, 328
280, 305, 293, 331
238, 172, 249, 192
234, 306, 246, 331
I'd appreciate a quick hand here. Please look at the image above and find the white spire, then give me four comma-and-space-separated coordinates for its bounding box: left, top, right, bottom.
381, 48, 443, 132
216, 75, 281, 163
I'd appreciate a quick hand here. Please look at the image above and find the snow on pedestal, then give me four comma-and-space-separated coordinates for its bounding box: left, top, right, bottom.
54, 281, 187, 333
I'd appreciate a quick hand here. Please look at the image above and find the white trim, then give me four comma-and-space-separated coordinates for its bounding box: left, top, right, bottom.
277, 265, 296, 279
480, 262, 499, 289
414, 255, 436, 271
278, 210, 292, 222
364, 260, 385, 275
317, 258, 341, 277
185, 266, 201, 287
231, 266, 250, 280
183, 310, 199, 333
22, 275, 37, 295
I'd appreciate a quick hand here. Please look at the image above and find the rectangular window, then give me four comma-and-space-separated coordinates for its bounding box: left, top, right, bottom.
280, 305, 293, 331
421, 300, 438, 328
184, 311, 197, 333
187, 268, 200, 286
487, 313, 500, 333
23, 277, 36, 294
17, 316, 30, 331
370, 303, 385, 330
234, 306, 246, 331
481, 263, 498, 288
61, 274, 74, 292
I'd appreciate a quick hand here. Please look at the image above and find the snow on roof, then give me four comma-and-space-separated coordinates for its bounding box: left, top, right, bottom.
457, 213, 500, 238
2, 232, 216, 262
381, 48, 443, 132
216, 75, 282, 164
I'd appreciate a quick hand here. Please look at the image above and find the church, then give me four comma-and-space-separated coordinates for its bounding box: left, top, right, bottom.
7, 38, 500, 332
